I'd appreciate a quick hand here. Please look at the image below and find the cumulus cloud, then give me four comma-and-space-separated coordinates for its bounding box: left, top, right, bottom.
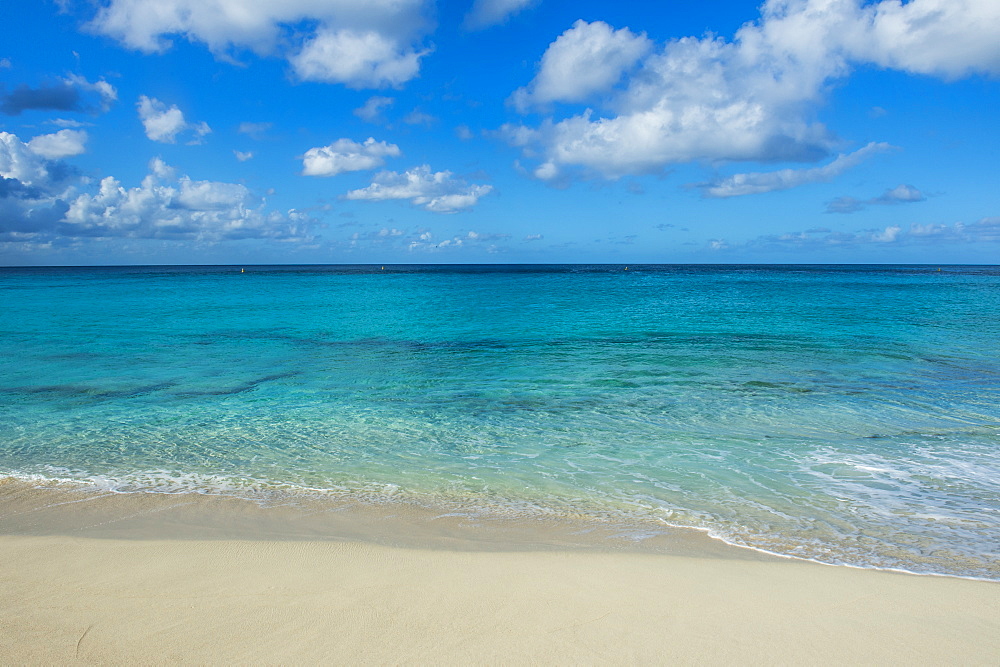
291, 29, 428, 88
856, 0, 1000, 78
505, 0, 1000, 182
464, 0, 536, 30
62, 163, 312, 241
698, 142, 892, 197
87, 0, 432, 89
826, 183, 927, 213
0, 75, 117, 115
234, 150, 253, 162
344, 165, 493, 213
511, 20, 651, 112
301, 137, 401, 177
0, 132, 53, 187
137, 96, 211, 144
25, 129, 88, 159
1, 131, 311, 245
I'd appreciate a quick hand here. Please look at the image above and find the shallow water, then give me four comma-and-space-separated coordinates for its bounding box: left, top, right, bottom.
2, 264, 999, 578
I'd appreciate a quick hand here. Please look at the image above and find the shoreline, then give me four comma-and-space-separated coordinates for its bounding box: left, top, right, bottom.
2, 479, 999, 663
2, 476, 996, 581
0, 477, 762, 559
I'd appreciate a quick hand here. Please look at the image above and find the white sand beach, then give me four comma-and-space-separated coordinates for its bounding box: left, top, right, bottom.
1, 483, 997, 664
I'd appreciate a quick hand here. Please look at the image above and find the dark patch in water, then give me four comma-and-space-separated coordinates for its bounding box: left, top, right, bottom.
0, 381, 177, 401
174, 371, 301, 397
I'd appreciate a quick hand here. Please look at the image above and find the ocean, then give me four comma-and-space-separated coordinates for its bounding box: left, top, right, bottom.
1, 264, 998, 578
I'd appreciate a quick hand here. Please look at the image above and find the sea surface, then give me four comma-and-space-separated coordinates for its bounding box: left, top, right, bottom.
1, 264, 999, 578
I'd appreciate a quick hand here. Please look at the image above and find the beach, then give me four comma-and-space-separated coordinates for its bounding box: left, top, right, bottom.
1, 482, 998, 664
2, 265, 999, 661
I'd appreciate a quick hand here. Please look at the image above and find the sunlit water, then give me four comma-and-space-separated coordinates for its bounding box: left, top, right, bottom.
2, 264, 999, 578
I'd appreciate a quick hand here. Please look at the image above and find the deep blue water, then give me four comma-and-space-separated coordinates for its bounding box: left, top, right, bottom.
1, 264, 999, 577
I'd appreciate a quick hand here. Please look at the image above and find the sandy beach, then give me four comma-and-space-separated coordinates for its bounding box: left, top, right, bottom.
1, 483, 997, 664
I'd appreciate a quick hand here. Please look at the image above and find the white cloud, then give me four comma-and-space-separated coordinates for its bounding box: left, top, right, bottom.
871, 225, 902, 242
827, 183, 927, 213
63, 74, 118, 112
234, 150, 254, 162
137, 96, 211, 144
404, 229, 509, 251
506, 0, 1000, 182
290, 29, 428, 88
47, 118, 92, 128
464, 0, 535, 30
347, 226, 405, 244
0, 132, 50, 186
0, 58, 11, 69
26, 129, 88, 159
62, 158, 312, 241
699, 142, 892, 197
354, 96, 394, 123
344, 165, 493, 213
858, 0, 1000, 79
1, 133, 311, 245
301, 137, 401, 177
511, 20, 651, 111
87, 0, 433, 89
874, 184, 925, 204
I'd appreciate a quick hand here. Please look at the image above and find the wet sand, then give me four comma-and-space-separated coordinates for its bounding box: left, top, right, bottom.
1, 481, 998, 664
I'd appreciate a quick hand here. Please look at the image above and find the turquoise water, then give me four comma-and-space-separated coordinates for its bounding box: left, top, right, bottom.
2, 264, 999, 578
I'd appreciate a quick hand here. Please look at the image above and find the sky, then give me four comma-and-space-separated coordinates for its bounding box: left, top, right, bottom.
1, 0, 998, 265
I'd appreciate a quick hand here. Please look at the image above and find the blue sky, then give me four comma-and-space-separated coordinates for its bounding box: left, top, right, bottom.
1, 0, 998, 265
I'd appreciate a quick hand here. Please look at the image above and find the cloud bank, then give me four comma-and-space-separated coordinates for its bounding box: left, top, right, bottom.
1, 131, 311, 245
505, 0, 1000, 183
87, 0, 432, 88
710, 218, 1000, 254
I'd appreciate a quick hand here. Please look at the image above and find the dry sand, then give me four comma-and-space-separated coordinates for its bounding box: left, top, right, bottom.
1, 483, 998, 664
